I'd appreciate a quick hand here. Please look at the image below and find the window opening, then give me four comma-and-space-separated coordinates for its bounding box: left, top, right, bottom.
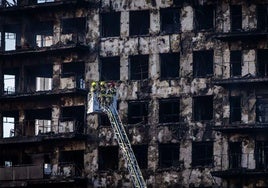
4, 74, 15, 94
62, 17, 86, 34
98, 146, 118, 170
192, 141, 213, 167
160, 8, 180, 34
132, 145, 148, 169
257, 49, 268, 77
101, 12, 120, 37
193, 50, 213, 78
59, 150, 84, 176
229, 142, 241, 169
257, 5, 268, 31
231, 5, 242, 32
129, 10, 150, 36
159, 143, 180, 168
256, 97, 268, 123
5, 33, 16, 51
230, 96, 241, 123
35, 119, 51, 135
36, 77, 52, 91
129, 55, 149, 80
60, 106, 84, 133
37, 0, 54, 3
61, 62, 85, 89
195, 5, 214, 31
128, 101, 148, 124
3, 117, 15, 138
160, 53, 180, 79
100, 57, 120, 81
2, 0, 17, 7
230, 51, 242, 77
159, 98, 180, 123
193, 95, 213, 121
99, 113, 111, 127
256, 141, 268, 169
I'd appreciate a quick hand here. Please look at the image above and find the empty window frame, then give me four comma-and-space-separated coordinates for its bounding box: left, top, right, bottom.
132, 145, 148, 169
230, 5, 242, 32
100, 57, 120, 81
34, 21, 54, 47
160, 8, 180, 34
230, 96, 241, 123
60, 106, 85, 133
4, 74, 15, 94
193, 95, 213, 121
129, 55, 149, 80
35, 120, 51, 135
229, 142, 241, 169
3, 116, 15, 138
59, 150, 84, 176
257, 5, 268, 31
98, 146, 118, 170
256, 97, 268, 123
192, 141, 213, 167
195, 5, 214, 31
3, 24, 21, 51
36, 77, 52, 91
159, 143, 180, 168
2, 0, 17, 7
61, 17, 86, 34
61, 62, 85, 89
128, 101, 148, 124
255, 141, 268, 169
230, 51, 242, 77
160, 53, 180, 79
129, 10, 150, 36
101, 12, 120, 37
257, 49, 268, 77
193, 50, 213, 78
159, 98, 180, 123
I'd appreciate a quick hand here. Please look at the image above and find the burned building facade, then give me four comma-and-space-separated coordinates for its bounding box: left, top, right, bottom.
0, 0, 267, 187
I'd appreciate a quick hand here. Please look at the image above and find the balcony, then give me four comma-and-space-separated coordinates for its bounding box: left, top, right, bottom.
0, 119, 86, 145
0, 163, 85, 186
212, 153, 268, 179
213, 122, 268, 134
214, 30, 268, 42
213, 75, 268, 87
0, 0, 92, 14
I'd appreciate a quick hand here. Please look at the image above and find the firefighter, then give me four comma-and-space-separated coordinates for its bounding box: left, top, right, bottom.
99, 81, 107, 105
91, 81, 97, 92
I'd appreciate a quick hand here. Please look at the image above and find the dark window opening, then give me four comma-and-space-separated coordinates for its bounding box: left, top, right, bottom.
160, 53, 180, 79
230, 51, 242, 77
25, 108, 51, 136
100, 57, 120, 81
256, 141, 268, 169
230, 96, 241, 123
160, 8, 180, 34
257, 49, 268, 77
132, 145, 148, 169
192, 142, 213, 167
62, 17, 86, 34
2, 111, 19, 138
231, 5, 242, 32
128, 101, 148, 124
59, 150, 84, 176
129, 10, 150, 36
98, 113, 111, 127
256, 97, 268, 123
129, 55, 149, 80
229, 142, 241, 169
24, 64, 53, 92
61, 106, 85, 133
101, 12, 120, 37
257, 5, 268, 31
62, 62, 85, 89
193, 50, 213, 78
193, 95, 213, 121
195, 5, 214, 31
173, 0, 184, 6
159, 143, 180, 168
159, 98, 180, 123
98, 146, 118, 170
3, 68, 19, 95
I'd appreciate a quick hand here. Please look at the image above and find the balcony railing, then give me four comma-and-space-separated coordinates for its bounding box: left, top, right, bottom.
0, 163, 82, 181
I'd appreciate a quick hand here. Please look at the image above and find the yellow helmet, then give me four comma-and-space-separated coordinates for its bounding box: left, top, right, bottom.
91, 81, 97, 87
100, 81, 105, 86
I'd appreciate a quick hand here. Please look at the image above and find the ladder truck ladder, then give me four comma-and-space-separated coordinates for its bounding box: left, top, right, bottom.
87, 82, 147, 188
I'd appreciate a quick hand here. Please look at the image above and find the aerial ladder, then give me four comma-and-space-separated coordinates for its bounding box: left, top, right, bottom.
87, 82, 147, 188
